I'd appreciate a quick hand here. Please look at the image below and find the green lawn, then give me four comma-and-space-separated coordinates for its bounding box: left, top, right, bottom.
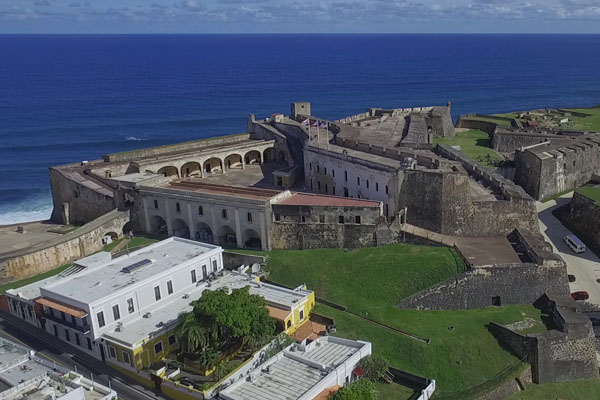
264, 244, 465, 320
576, 186, 600, 205
507, 379, 600, 399
565, 107, 600, 131
434, 130, 504, 168
262, 244, 546, 397
374, 382, 416, 400
0, 263, 71, 294
461, 116, 513, 127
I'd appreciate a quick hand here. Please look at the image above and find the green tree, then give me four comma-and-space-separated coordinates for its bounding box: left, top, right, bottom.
176, 286, 276, 368
358, 355, 389, 382
330, 379, 376, 400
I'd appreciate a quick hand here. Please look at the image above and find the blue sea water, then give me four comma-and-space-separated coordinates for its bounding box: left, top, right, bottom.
1, 34, 600, 225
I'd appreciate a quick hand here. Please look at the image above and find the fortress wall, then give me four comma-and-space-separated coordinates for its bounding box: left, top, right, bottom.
0, 210, 129, 284
514, 150, 544, 200
272, 121, 309, 167
492, 131, 561, 153
49, 168, 116, 225
397, 263, 568, 310
103, 133, 251, 162
562, 192, 600, 255
455, 116, 498, 134
400, 170, 444, 233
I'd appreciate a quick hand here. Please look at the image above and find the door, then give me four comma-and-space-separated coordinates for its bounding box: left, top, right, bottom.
99, 343, 106, 362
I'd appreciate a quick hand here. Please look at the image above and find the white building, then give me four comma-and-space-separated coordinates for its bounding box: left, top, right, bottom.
219, 336, 372, 400
36, 237, 224, 369
0, 337, 116, 400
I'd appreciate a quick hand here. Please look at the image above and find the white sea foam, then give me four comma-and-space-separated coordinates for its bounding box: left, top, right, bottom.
125, 136, 143, 141
0, 207, 53, 226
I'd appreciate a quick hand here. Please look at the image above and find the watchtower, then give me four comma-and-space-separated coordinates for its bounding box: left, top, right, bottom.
291, 102, 311, 119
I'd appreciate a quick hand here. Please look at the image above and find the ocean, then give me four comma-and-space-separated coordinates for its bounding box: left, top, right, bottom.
1, 34, 600, 225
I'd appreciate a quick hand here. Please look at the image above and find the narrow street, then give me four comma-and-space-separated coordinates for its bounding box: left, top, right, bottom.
536, 194, 600, 305
0, 314, 165, 400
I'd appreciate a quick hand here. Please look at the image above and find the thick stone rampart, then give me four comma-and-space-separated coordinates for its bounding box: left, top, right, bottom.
0, 209, 129, 284
562, 191, 600, 255
397, 263, 568, 310
492, 130, 567, 153
103, 133, 251, 162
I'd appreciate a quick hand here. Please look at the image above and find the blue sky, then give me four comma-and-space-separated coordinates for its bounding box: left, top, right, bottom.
1, 0, 600, 33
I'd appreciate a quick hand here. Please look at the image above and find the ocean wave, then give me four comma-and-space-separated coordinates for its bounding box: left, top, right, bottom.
0, 205, 53, 226
125, 136, 144, 141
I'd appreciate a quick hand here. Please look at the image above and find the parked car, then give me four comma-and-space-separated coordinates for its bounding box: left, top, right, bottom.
571, 291, 589, 301
564, 234, 586, 253
568, 274, 576, 282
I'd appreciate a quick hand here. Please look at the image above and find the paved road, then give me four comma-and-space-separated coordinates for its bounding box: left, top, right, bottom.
536, 195, 600, 305
0, 316, 165, 400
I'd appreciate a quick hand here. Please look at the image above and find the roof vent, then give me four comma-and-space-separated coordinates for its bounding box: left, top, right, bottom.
121, 259, 153, 274
144, 312, 152, 318
183, 294, 190, 299
115, 322, 124, 332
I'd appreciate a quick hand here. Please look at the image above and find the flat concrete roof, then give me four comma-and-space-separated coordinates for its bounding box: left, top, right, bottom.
220, 336, 369, 400
276, 192, 381, 208
43, 238, 220, 304
110, 171, 160, 183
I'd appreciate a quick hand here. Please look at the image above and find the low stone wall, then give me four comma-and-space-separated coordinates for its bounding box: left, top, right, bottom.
0, 209, 129, 284
561, 191, 600, 256
270, 221, 379, 249
492, 130, 562, 153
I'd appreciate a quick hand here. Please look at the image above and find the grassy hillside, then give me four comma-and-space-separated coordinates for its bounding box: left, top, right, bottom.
434, 129, 504, 168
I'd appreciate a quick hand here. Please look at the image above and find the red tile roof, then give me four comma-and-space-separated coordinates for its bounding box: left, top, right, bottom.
277, 193, 381, 208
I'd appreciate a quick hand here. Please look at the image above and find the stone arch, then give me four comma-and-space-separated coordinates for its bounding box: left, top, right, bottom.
224, 153, 243, 170
172, 218, 190, 239
181, 161, 201, 178
217, 225, 237, 247
122, 221, 134, 236
195, 222, 213, 243
157, 166, 179, 178
104, 231, 118, 240
203, 157, 223, 174
150, 215, 167, 235
243, 229, 261, 249
263, 147, 275, 163
244, 150, 261, 165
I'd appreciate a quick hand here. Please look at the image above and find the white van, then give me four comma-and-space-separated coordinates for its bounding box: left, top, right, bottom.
564, 234, 586, 253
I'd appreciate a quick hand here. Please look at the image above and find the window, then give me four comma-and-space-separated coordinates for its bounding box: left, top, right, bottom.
168, 335, 177, 346
376, 182, 379, 192
357, 177, 360, 185
53, 324, 58, 337
309, 163, 312, 171
127, 298, 135, 314
325, 184, 328, 193
191, 269, 197, 283
97, 311, 105, 328
176, 202, 181, 212
202, 265, 207, 279
338, 216, 344, 224
332, 186, 336, 195
319, 215, 325, 223
344, 187, 349, 197
221, 209, 228, 219
355, 215, 361, 224
317, 181, 321, 190
109, 345, 117, 359
310, 180, 313, 190
366, 180, 369, 189
75, 333, 80, 346
344, 171, 348, 181
385, 185, 389, 194
317, 165, 320, 173
247, 212, 253, 223
167, 280, 174, 295
122, 351, 131, 366
275, 214, 281, 222
324, 167, 327, 175
299, 310, 305, 320
198, 206, 203, 215
64, 328, 70, 341
154, 341, 163, 355
332, 169, 335, 178
87, 337, 92, 350
112, 304, 120, 321
154, 285, 162, 301
212, 260, 217, 272
301, 216, 306, 223
153, 199, 158, 209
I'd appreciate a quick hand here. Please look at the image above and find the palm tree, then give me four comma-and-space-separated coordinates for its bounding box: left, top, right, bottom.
176, 312, 210, 354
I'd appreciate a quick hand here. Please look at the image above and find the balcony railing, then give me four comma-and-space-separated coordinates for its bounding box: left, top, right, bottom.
42, 312, 91, 334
